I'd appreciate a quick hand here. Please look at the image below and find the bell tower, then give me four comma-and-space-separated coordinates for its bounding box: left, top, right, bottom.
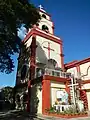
16, 6, 64, 84
15, 6, 70, 114
34, 6, 64, 69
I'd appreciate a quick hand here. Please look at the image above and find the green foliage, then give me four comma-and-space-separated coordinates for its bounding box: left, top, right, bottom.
1, 86, 13, 101
64, 106, 77, 115
46, 105, 87, 115
0, 0, 40, 73
45, 106, 55, 113
49, 106, 55, 113
64, 106, 88, 115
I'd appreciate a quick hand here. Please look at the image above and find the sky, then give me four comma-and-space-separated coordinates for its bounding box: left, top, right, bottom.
0, 0, 90, 87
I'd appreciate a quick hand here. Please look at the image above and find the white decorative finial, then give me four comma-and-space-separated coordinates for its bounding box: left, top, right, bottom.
38, 5, 43, 10
38, 5, 46, 12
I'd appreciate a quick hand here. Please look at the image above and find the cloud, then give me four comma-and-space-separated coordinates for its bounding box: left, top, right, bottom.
17, 24, 27, 40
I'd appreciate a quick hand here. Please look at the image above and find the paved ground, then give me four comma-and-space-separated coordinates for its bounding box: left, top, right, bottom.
0, 110, 90, 120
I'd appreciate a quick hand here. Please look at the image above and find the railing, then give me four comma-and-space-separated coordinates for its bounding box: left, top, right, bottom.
17, 68, 71, 82
44, 68, 71, 78
54, 105, 73, 112
35, 68, 71, 78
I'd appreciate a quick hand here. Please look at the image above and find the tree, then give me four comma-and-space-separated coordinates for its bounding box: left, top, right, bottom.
1, 86, 15, 109
1, 86, 13, 101
0, 0, 40, 74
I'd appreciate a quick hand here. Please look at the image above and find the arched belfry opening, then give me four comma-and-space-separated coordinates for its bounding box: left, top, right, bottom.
42, 25, 49, 33
42, 14, 46, 19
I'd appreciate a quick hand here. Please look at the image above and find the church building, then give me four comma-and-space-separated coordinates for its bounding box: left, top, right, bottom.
15, 6, 90, 115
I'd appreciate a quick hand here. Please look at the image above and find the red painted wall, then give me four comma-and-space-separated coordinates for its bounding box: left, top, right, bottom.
42, 79, 50, 114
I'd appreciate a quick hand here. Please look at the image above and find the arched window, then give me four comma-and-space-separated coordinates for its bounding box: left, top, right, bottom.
42, 25, 49, 33
42, 14, 46, 19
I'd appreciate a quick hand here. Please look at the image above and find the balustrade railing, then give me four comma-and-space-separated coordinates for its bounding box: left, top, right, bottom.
35, 68, 71, 78
17, 68, 71, 83
44, 68, 71, 78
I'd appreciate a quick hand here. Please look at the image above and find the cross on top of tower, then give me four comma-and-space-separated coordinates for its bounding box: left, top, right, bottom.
38, 5, 46, 12
38, 5, 43, 10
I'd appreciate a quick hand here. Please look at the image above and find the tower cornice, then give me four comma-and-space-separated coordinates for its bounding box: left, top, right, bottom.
22, 28, 62, 45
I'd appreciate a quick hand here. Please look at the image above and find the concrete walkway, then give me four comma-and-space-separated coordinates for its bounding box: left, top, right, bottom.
0, 110, 90, 120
